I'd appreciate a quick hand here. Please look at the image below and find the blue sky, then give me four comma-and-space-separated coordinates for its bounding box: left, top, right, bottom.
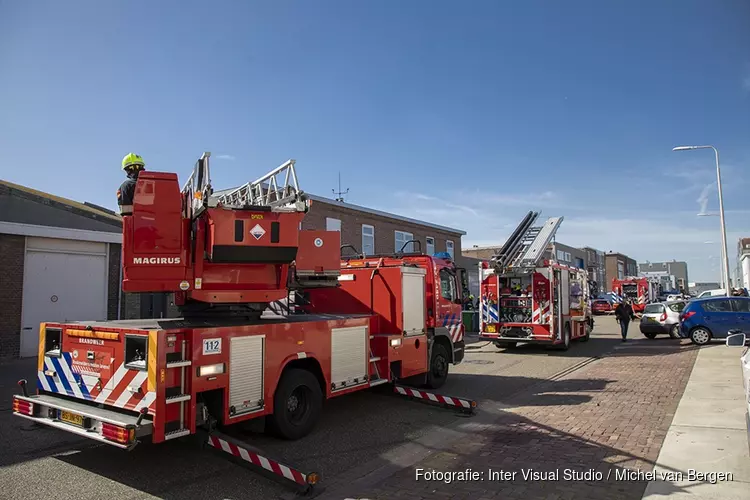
1, 1, 749, 282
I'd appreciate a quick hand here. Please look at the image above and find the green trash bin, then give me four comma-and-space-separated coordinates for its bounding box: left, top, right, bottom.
462, 310, 474, 332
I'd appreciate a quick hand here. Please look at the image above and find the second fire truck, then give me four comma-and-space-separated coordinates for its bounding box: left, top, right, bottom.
611, 276, 659, 312
478, 211, 594, 351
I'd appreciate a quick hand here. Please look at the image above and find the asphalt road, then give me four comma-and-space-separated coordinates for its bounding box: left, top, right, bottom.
0, 315, 649, 500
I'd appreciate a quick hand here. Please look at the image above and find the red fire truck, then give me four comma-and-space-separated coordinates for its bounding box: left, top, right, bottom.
611, 276, 658, 312
11, 153, 473, 493
478, 211, 594, 350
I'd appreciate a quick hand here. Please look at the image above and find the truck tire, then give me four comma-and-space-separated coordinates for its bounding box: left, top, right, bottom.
267, 368, 322, 440
425, 343, 449, 390
557, 323, 571, 351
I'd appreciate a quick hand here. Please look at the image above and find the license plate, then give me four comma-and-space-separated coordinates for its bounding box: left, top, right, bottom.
485, 324, 496, 333
60, 410, 84, 427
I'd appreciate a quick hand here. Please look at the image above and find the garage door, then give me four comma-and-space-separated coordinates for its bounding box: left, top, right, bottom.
20, 237, 109, 357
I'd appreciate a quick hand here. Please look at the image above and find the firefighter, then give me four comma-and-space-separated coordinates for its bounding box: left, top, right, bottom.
614, 298, 636, 342
117, 153, 146, 215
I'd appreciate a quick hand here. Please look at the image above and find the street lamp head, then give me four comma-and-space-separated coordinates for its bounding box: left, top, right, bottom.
673, 145, 713, 152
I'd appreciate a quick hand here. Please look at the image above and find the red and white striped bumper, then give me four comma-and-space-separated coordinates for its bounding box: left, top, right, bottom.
206, 434, 318, 488
394, 385, 477, 412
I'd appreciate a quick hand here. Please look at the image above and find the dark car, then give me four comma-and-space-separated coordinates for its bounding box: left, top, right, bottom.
679, 296, 750, 345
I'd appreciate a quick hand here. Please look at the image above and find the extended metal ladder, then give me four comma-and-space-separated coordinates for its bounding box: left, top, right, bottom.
181, 152, 308, 218
491, 211, 564, 271
213, 159, 307, 212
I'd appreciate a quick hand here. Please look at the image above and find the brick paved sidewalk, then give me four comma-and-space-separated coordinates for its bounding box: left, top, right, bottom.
336, 340, 701, 500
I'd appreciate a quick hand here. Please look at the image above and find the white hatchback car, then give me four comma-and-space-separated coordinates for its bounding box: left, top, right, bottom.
639, 300, 687, 339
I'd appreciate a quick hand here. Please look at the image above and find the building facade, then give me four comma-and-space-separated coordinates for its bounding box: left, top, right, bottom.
0, 181, 141, 359
638, 261, 689, 294
604, 252, 638, 291
581, 247, 606, 292
737, 238, 750, 289
546, 242, 587, 270
302, 194, 465, 260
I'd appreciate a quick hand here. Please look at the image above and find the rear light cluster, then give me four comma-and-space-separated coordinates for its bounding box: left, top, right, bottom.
12, 397, 36, 416
101, 422, 136, 445
660, 312, 667, 322
682, 311, 696, 320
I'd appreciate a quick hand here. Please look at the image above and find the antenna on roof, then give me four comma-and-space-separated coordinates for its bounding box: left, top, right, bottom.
332, 171, 349, 202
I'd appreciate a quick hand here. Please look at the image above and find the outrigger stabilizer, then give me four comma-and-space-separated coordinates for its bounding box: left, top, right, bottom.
196, 383, 477, 495
201, 428, 319, 496
392, 385, 478, 415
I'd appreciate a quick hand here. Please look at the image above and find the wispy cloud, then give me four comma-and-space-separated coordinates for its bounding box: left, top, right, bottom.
696, 182, 716, 214
216, 154, 236, 161
395, 191, 481, 217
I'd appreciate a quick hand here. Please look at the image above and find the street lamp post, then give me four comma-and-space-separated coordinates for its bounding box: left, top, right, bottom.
704, 240, 724, 287
673, 145, 732, 296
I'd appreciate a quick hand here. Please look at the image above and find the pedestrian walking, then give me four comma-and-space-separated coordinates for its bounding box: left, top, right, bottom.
614, 299, 636, 342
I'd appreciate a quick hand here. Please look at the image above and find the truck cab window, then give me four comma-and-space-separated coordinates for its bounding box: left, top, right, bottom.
439, 268, 456, 302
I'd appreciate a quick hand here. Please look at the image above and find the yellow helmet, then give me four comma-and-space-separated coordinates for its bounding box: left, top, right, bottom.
122, 153, 145, 170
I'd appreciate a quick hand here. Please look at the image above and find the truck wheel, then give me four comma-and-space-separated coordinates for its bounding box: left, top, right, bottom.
267, 368, 322, 440
425, 343, 449, 390
557, 323, 571, 351
580, 325, 591, 342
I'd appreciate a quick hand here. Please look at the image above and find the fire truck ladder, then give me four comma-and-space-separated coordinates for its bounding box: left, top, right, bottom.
212, 159, 308, 212
181, 152, 309, 218
491, 211, 564, 270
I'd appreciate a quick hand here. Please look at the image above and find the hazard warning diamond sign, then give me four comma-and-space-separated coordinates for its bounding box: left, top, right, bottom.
250, 224, 266, 240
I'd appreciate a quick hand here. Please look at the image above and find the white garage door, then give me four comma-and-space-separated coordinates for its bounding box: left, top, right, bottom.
20, 237, 109, 357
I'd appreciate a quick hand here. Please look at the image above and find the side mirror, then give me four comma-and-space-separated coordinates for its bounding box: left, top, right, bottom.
725, 332, 747, 347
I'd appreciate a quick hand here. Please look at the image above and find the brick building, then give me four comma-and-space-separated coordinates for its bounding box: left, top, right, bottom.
604, 251, 638, 291
581, 246, 606, 288
302, 194, 465, 259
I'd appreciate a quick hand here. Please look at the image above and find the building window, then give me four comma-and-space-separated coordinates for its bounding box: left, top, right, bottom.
426, 236, 435, 256
556, 250, 571, 262
617, 261, 624, 280
395, 230, 414, 252
326, 217, 341, 232
446, 240, 454, 259
362, 224, 374, 256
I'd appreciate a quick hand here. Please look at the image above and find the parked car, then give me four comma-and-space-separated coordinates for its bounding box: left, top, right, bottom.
639, 300, 686, 338
592, 299, 613, 315
697, 288, 726, 298
679, 296, 750, 345
724, 331, 750, 456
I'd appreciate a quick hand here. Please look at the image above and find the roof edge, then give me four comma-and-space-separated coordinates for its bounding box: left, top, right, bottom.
306, 194, 467, 236
0, 180, 122, 223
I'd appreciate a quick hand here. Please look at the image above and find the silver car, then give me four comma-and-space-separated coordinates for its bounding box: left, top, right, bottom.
639, 300, 687, 339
